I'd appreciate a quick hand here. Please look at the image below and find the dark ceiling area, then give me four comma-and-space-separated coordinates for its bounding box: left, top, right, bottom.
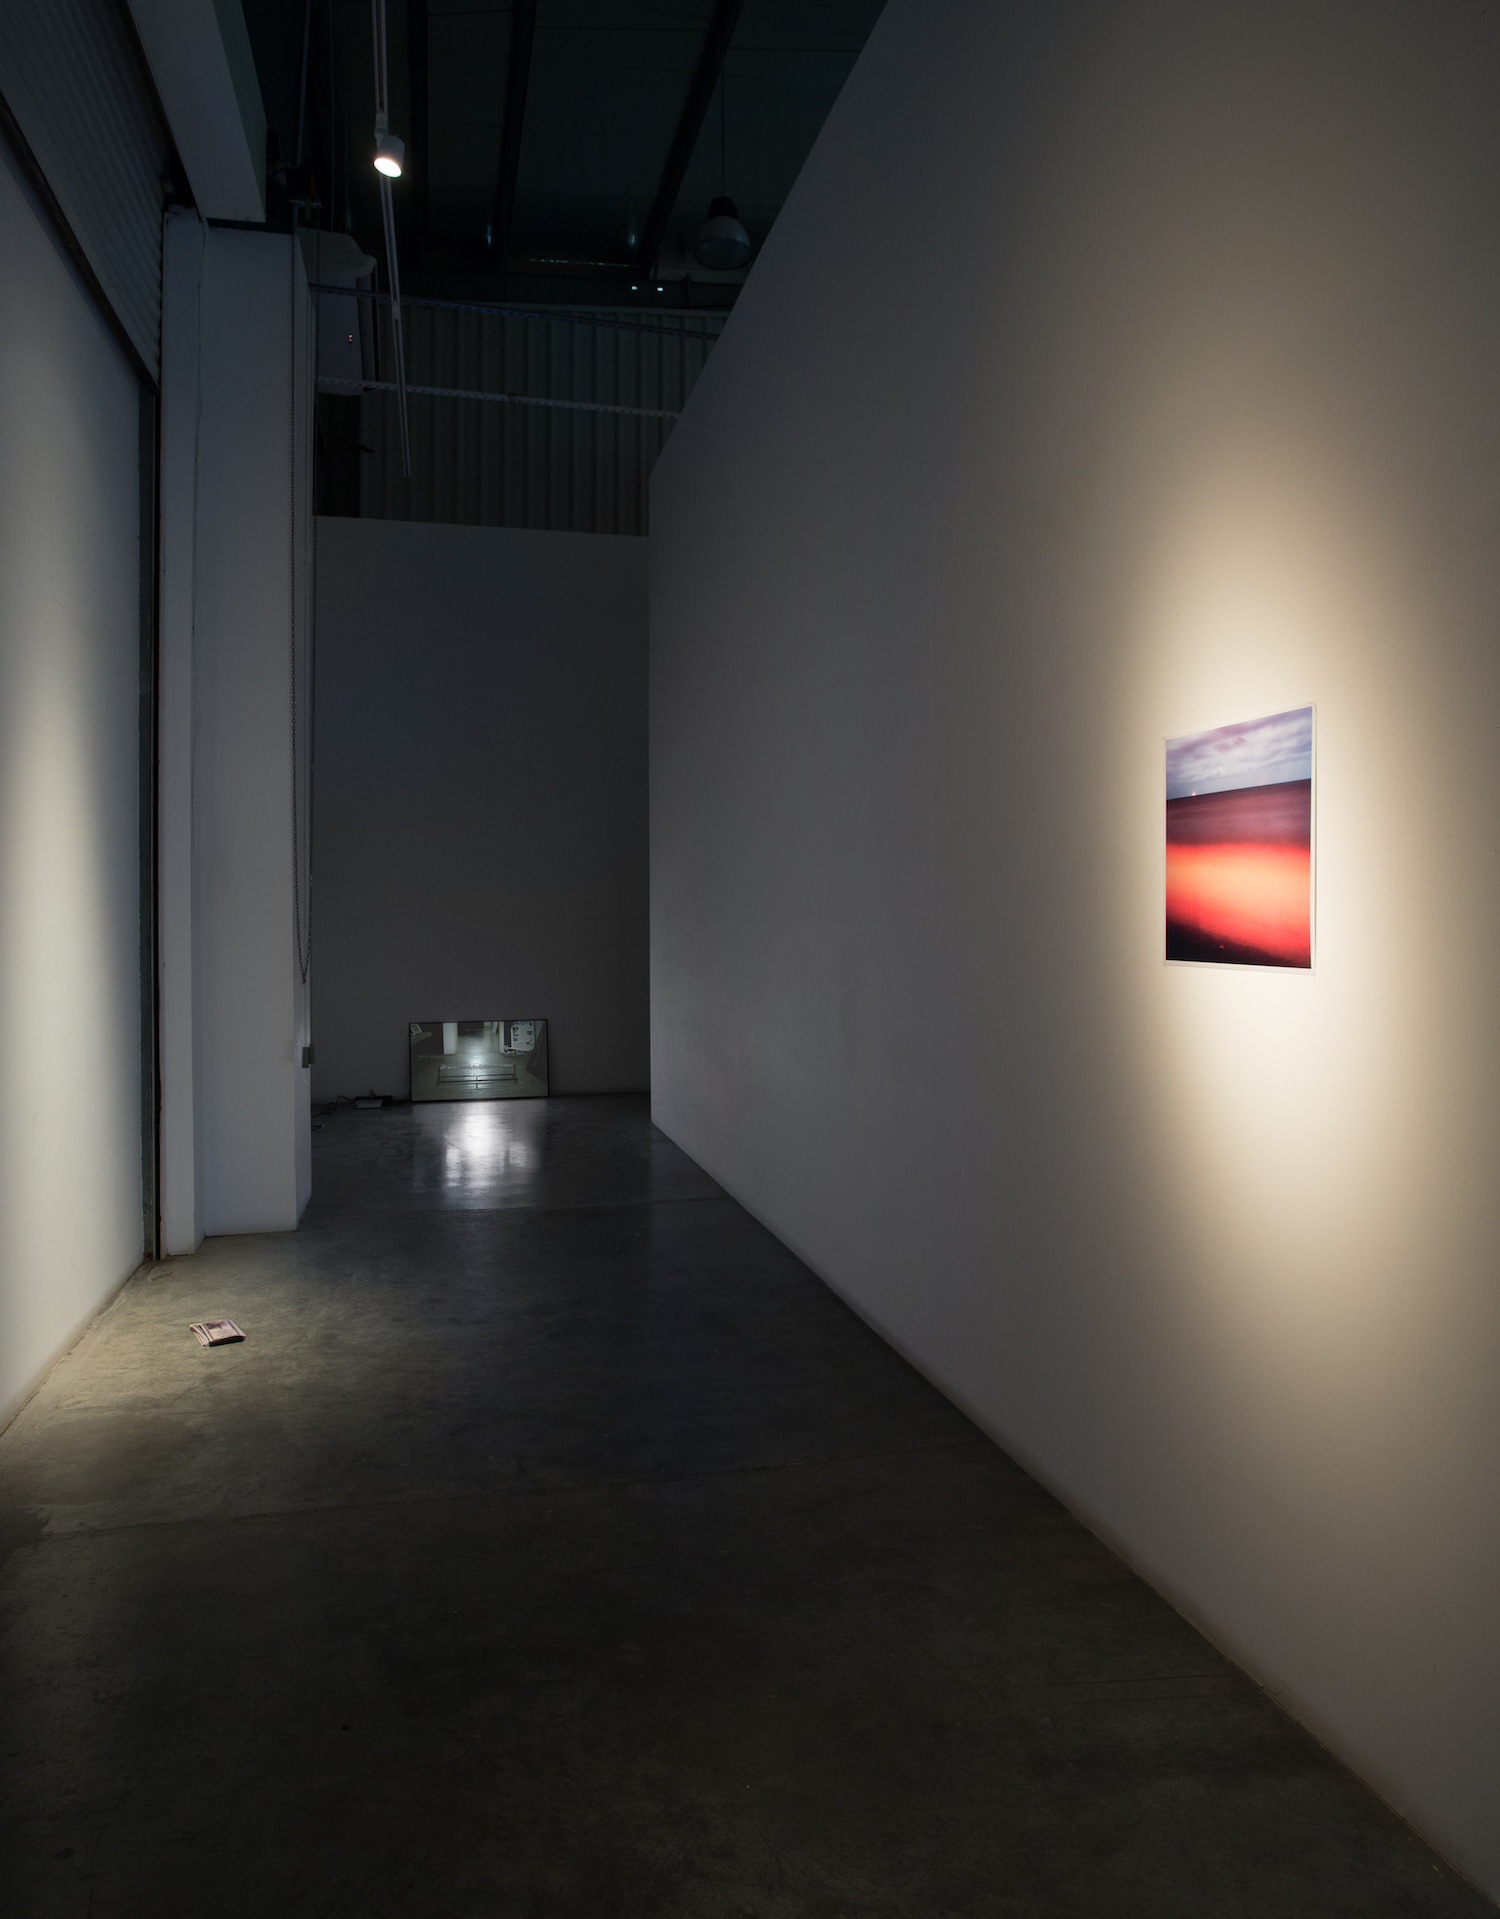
242, 1, 886, 310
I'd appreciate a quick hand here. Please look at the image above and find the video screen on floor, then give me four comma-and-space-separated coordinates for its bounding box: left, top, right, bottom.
409, 1019, 549, 1102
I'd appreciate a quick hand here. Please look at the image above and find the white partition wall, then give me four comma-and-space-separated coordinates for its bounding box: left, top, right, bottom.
196, 224, 313, 1234
157, 207, 206, 1255
0, 146, 147, 1425
158, 219, 313, 1243
650, 0, 1500, 1894
311, 519, 649, 1102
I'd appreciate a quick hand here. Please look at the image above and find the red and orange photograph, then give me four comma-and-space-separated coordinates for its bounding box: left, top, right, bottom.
1165, 705, 1313, 968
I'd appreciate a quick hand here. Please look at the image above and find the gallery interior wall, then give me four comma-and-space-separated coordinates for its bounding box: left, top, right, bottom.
0, 144, 146, 1426
157, 206, 206, 1256
650, 0, 1500, 1894
312, 520, 649, 1102
191, 225, 313, 1236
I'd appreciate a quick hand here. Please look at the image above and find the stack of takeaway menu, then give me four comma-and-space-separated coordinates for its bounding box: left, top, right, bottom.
189, 1319, 245, 1346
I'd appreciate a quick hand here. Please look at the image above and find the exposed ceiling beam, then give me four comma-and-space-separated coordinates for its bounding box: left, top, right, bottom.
636, 0, 746, 274
491, 0, 538, 272
127, 0, 266, 220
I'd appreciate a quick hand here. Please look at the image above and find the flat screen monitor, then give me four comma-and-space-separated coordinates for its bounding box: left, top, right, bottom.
409, 1018, 548, 1102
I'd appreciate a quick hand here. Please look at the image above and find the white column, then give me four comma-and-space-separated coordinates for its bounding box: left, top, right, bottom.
157, 204, 206, 1254
192, 225, 313, 1233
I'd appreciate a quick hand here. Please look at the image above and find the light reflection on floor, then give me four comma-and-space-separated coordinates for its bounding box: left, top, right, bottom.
412, 1100, 545, 1198
309, 1094, 725, 1218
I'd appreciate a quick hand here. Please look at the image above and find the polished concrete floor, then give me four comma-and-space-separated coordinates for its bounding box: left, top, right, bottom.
0, 1096, 1490, 1917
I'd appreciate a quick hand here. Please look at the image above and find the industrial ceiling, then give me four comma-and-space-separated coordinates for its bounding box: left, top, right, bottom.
242, 1, 887, 310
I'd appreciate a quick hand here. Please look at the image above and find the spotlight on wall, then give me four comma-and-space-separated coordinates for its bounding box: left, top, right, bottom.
373, 111, 404, 178
692, 197, 752, 271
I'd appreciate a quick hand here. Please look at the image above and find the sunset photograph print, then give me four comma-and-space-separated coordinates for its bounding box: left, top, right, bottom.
1165, 705, 1313, 968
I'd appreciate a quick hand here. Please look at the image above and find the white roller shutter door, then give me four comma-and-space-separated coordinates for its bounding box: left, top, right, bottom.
0, 0, 171, 382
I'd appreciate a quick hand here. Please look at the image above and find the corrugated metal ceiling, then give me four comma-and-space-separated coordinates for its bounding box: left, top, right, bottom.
243, 0, 886, 311
244, 0, 886, 529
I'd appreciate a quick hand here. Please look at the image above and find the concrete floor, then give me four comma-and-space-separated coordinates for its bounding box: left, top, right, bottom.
0, 1095, 1491, 1918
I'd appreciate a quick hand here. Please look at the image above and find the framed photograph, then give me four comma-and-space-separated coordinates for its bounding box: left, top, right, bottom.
409, 1019, 548, 1102
1165, 706, 1313, 969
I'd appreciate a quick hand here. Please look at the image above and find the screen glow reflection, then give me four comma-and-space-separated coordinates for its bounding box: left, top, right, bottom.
413, 1104, 539, 1200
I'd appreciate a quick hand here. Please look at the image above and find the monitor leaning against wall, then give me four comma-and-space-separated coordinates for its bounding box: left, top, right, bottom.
408, 1019, 549, 1101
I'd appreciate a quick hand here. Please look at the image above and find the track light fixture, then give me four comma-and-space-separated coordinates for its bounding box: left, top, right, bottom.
369, 0, 410, 476
373, 110, 404, 178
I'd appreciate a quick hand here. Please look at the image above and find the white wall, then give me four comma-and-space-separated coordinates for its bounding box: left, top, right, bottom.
190, 226, 313, 1235
651, 0, 1500, 1894
0, 145, 145, 1425
312, 519, 649, 1100
157, 207, 206, 1255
